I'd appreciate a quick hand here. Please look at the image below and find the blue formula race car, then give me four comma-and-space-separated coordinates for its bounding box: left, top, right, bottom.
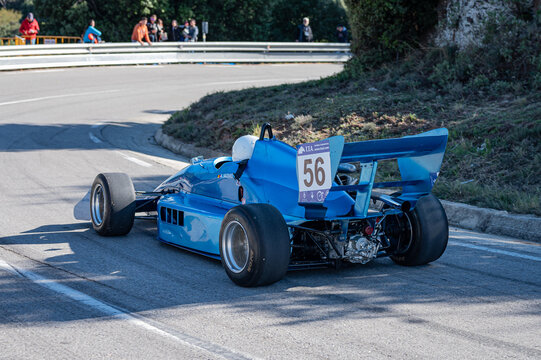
90, 123, 449, 287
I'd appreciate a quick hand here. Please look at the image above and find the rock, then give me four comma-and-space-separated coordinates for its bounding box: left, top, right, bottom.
435, 0, 512, 48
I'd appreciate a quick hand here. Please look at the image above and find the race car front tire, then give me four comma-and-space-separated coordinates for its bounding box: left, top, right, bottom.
219, 204, 290, 287
390, 194, 449, 266
90, 173, 135, 236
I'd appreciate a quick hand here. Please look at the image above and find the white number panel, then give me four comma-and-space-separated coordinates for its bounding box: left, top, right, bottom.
296, 139, 332, 203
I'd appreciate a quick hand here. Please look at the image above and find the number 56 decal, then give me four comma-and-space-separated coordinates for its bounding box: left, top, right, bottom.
297, 139, 332, 203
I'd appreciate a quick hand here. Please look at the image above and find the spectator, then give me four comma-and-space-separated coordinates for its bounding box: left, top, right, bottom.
19, 12, 40, 45
182, 21, 190, 42
336, 24, 348, 43
297, 17, 313, 42
168, 20, 182, 42
147, 14, 158, 42
157, 19, 166, 41
131, 17, 152, 46
83, 19, 102, 44
188, 19, 199, 42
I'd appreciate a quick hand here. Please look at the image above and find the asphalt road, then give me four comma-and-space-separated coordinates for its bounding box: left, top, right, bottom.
0, 64, 540, 359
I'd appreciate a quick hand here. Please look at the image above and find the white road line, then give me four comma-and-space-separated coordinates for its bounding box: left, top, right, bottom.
450, 241, 541, 262
115, 151, 152, 168
0, 259, 253, 360
4, 69, 66, 74
135, 152, 189, 170
89, 133, 102, 143
0, 89, 120, 107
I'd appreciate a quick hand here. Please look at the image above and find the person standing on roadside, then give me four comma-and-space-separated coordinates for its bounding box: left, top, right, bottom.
157, 18, 166, 41
147, 14, 158, 42
168, 20, 182, 41
336, 24, 348, 43
19, 12, 40, 45
296, 17, 313, 42
131, 17, 152, 46
182, 21, 190, 42
188, 19, 199, 42
83, 19, 102, 43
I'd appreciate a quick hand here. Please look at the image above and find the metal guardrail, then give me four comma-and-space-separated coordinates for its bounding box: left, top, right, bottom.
0, 42, 351, 70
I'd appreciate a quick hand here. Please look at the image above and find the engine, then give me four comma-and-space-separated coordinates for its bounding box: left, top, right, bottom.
345, 234, 380, 264
289, 219, 383, 266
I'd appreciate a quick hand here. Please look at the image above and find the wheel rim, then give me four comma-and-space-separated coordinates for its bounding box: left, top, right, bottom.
92, 184, 105, 226
222, 220, 249, 273
386, 213, 413, 255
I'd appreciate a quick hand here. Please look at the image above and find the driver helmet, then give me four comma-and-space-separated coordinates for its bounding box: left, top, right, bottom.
232, 135, 258, 162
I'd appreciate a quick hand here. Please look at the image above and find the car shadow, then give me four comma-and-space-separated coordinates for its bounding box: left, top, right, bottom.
1, 216, 540, 327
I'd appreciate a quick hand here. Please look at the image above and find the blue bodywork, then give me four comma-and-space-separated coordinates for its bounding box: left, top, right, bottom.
152, 128, 448, 259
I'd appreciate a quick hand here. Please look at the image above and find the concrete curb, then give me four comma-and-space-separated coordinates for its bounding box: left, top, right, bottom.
155, 128, 541, 243
441, 200, 540, 242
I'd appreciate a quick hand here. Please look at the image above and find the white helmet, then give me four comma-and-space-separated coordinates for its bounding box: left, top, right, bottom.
232, 135, 258, 162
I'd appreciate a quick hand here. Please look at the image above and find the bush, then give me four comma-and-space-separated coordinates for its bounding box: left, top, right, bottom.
344, 0, 439, 66
427, 6, 541, 94
269, 0, 348, 42
0, 8, 22, 37
343, 1, 541, 97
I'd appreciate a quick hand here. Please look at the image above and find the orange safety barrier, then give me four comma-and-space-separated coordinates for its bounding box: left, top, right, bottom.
0, 35, 82, 46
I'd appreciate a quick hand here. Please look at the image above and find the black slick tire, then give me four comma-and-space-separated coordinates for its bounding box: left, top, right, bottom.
219, 204, 290, 287
90, 173, 136, 236
391, 194, 449, 266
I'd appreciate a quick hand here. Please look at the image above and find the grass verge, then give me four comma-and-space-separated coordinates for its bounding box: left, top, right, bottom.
163, 56, 540, 216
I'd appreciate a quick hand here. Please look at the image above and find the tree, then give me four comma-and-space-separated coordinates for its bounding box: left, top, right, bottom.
2, 0, 33, 13
270, 0, 348, 42
344, 0, 439, 64
0, 8, 21, 36
32, 0, 347, 42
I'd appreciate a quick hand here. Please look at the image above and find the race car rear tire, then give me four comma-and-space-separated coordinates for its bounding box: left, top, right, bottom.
219, 204, 290, 287
390, 194, 448, 266
90, 173, 135, 236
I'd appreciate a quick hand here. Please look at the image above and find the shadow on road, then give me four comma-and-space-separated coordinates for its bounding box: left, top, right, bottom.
143, 109, 177, 115
1, 214, 540, 327
0, 121, 190, 164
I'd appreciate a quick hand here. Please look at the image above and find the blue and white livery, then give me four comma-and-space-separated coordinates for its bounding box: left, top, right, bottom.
90, 123, 449, 287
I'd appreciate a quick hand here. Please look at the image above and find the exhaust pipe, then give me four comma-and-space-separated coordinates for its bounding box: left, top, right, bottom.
371, 192, 411, 213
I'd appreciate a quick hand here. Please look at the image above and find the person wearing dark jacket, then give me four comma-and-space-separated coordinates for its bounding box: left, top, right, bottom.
297, 17, 313, 42
168, 20, 182, 42
336, 25, 348, 43
147, 14, 158, 42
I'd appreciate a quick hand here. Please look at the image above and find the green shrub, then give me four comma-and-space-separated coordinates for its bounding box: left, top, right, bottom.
344, 0, 439, 66
0, 8, 22, 37
269, 0, 348, 42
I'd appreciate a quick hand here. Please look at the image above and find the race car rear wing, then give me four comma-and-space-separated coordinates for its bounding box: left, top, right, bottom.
297, 128, 448, 218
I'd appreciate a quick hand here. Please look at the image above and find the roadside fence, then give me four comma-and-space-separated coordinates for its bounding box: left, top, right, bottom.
0, 35, 82, 46
0, 42, 351, 70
